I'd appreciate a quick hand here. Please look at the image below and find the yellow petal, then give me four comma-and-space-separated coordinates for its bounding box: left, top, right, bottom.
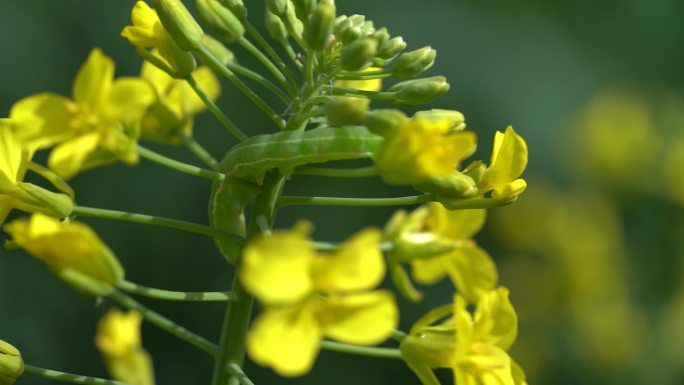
103, 77, 155, 122
445, 246, 498, 303
121, 1, 161, 47
73, 48, 114, 110
411, 255, 449, 285
178, 66, 220, 116
0, 124, 27, 190
481, 126, 528, 190
96, 309, 143, 356
313, 228, 384, 293
240, 223, 316, 304
0, 196, 16, 225
474, 287, 518, 350
247, 301, 322, 377
141, 59, 174, 96
320, 291, 398, 345
48, 133, 100, 180
491, 179, 527, 200
426, 203, 486, 240
9, 93, 75, 150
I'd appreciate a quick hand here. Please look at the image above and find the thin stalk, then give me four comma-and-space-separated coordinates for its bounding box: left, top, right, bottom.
179, 132, 219, 170
339, 69, 392, 77
238, 37, 296, 97
109, 290, 218, 356
320, 341, 403, 360
334, 72, 393, 81
282, 16, 306, 48
244, 21, 300, 86
118, 280, 236, 302
278, 194, 434, 207
305, 51, 315, 87
197, 45, 286, 129
329, 86, 396, 100
390, 329, 407, 342
279, 37, 303, 70
71, 206, 244, 242
293, 166, 377, 178
312, 240, 394, 252
137, 145, 225, 182
225, 363, 255, 385
185, 75, 248, 142
227, 62, 290, 104
23, 365, 131, 385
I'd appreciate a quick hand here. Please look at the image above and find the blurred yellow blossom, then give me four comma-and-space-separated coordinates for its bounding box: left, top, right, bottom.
241, 223, 398, 376
140, 61, 220, 143
96, 309, 155, 385
327, 68, 382, 126
9, 48, 154, 179
478, 126, 528, 199
376, 116, 476, 185
3, 213, 124, 296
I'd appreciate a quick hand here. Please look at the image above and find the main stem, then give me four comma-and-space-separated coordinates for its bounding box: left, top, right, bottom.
211, 172, 285, 385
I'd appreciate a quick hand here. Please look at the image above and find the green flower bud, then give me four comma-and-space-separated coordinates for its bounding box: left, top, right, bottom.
378, 36, 406, 59
155, 0, 204, 51
265, 9, 288, 40
196, 0, 245, 43
400, 328, 455, 369
0, 340, 23, 385
17, 183, 74, 218
394, 232, 456, 261
392, 46, 437, 79
220, 0, 247, 19
339, 25, 362, 44
202, 35, 236, 65
390, 76, 450, 105
284, 2, 304, 38
413, 109, 465, 130
325, 97, 370, 126
373, 27, 390, 46
360, 20, 375, 36
412, 171, 478, 199
363, 108, 408, 136
291, 0, 315, 21
341, 37, 378, 71
304, 0, 336, 51
267, 0, 288, 16
348, 14, 365, 27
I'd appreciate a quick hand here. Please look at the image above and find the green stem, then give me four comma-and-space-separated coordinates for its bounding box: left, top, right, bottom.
137, 145, 225, 182
305, 51, 315, 87
179, 132, 220, 170
390, 329, 407, 342
244, 21, 300, 86
279, 37, 303, 70
329, 86, 396, 100
225, 364, 255, 385
339, 69, 392, 77
313, 240, 394, 252
278, 194, 434, 207
118, 280, 236, 302
293, 166, 377, 178
227, 62, 290, 104
238, 37, 296, 97
23, 365, 131, 385
185, 74, 248, 142
320, 341, 403, 360
334, 73, 393, 81
197, 44, 286, 130
71, 206, 243, 242
109, 290, 218, 356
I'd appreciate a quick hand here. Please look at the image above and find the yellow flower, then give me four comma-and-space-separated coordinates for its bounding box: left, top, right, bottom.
387, 202, 497, 303
241, 223, 398, 376
9, 48, 154, 179
140, 61, 220, 143
478, 126, 528, 199
400, 288, 526, 385
96, 309, 155, 385
3, 213, 124, 296
121, 1, 196, 77
376, 116, 476, 185
0, 121, 72, 224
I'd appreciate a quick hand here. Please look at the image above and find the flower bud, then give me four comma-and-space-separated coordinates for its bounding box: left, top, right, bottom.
412, 171, 478, 199
363, 109, 407, 137
326, 97, 369, 126
394, 232, 456, 261
413, 109, 465, 130
155, 0, 204, 51
392, 46, 436, 79
4, 213, 125, 296
284, 2, 304, 38
17, 182, 74, 218
265, 9, 288, 40
373, 27, 390, 46
267, 0, 288, 16
377, 36, 406, 59
0, 340, 23, 385
196, 0, 245, 43
390, 76, 450, 105
202, 35, 235, 65
221, 0, 247, 19
304, 0, 336, 51
341, 37, 378, 71
291, 0, 315, 21
400, 328, 455, 369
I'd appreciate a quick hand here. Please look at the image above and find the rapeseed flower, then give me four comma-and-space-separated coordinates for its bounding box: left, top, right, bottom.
478, 126, 528, 199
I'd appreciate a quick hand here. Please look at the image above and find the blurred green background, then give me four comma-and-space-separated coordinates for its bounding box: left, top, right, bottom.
1, 0, 684, 384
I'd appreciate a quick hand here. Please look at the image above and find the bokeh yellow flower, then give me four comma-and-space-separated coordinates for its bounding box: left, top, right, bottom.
96, 309, 155, 385
241, 223, 398, 376
140, 61, 220, 143
3, 213, 124, 296
478, 126, 528, 199
9, 48, 154, 179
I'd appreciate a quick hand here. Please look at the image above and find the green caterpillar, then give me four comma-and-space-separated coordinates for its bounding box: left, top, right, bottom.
209, 126, 383, 263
